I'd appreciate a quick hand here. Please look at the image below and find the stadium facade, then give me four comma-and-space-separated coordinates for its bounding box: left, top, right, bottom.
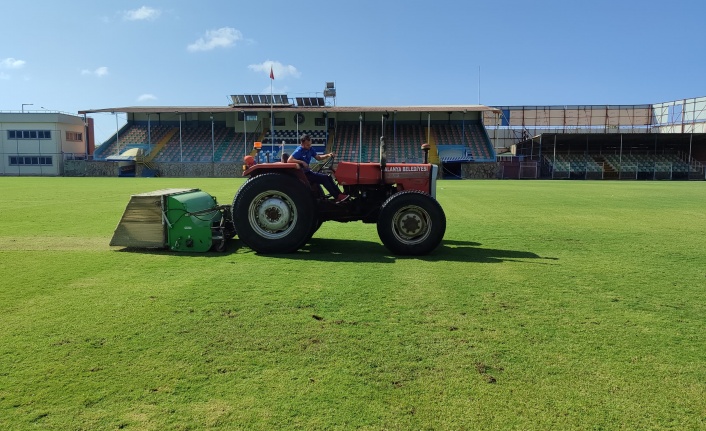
1, 92, 704, 179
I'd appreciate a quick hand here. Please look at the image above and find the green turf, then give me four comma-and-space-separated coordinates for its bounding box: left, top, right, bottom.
1, 177, 705, 430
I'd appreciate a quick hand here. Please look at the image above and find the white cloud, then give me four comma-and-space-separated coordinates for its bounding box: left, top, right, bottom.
248, 60, 301, 80
1, 58, 26, 69
137, 94, 157, 102
124, 6, 161, 21
187, 27, 242, 52
81, 67, 109, 77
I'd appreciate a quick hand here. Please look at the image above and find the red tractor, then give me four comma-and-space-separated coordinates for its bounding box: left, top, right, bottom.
231, 137, 446, 255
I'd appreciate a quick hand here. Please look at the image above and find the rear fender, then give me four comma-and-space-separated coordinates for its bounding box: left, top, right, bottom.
243, 163, 308, 185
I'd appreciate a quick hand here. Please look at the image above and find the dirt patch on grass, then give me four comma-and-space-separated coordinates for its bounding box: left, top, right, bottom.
0, 236, 111, 251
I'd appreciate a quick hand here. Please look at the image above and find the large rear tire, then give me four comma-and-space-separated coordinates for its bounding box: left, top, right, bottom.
232, 173, 315, 253
377, 191, 446, 255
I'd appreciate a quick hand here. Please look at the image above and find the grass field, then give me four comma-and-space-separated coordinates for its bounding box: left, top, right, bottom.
1, 177, 705, 430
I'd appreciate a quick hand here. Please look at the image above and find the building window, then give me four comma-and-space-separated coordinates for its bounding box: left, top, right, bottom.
238, 112, 258, 121
7, 130, 51, 140
9, 156, 53, 166
66, 131, 83, 141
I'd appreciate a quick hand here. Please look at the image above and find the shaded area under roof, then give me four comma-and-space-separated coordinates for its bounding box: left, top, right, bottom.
515, 133, 706, 156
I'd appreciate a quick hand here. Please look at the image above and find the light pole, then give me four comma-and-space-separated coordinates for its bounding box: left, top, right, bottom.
22, 103, 33, 112
147, 113, 151, 156
112, 112, 120, 155
177, 112, 182, 163
210, 115, 214, 162
359, 114, 363, 163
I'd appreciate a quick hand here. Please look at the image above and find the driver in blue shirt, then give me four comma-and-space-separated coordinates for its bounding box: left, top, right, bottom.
288, 133, 349, 202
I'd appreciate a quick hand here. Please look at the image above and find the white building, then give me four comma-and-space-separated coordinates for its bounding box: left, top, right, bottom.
0, 112, 93, 176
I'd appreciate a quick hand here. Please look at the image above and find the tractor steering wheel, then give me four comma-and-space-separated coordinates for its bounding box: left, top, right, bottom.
314, 154, 335, 173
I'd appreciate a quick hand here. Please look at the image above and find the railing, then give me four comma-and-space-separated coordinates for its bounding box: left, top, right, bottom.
550, 162, 605, 180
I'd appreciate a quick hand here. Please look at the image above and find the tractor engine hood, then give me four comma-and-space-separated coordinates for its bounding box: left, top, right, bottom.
335, 162, 438, 197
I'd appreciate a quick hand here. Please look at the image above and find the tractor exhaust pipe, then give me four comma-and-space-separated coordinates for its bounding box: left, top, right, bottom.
421, 143, 430, 164
379, 113, 387, 184
379, 135, 386, 185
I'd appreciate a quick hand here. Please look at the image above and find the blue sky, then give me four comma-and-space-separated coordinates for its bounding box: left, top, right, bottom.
2, 0, 704, 142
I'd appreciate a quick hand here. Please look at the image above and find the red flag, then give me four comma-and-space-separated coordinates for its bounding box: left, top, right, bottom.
269, 66, 274, 80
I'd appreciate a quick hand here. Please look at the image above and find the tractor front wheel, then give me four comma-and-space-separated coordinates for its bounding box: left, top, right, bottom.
377, 191, 446, 255
232, 173, 315, 253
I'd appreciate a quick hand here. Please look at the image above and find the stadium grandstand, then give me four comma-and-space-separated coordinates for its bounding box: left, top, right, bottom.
2, 85, 705, 179
487, 99, 706, 180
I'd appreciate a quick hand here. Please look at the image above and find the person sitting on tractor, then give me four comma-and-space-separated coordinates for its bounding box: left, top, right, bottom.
288, 133, 349, 203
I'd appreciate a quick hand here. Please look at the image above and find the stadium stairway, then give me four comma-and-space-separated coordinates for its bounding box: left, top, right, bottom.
425, 128, 440, 164
594, 155, 618, 179
144, 128, 178, 163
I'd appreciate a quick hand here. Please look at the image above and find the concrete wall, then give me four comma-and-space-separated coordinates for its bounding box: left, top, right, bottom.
66, 161, 243, 178
68, 159, 500, 180
461, 162, 499, 179
153, 162, 241, 178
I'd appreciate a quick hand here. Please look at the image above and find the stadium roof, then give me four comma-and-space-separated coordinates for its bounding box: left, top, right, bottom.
78, 105, 501, 115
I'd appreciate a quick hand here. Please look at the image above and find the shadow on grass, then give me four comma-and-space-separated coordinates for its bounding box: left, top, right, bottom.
421, 239, 559, 264
265, 238, 558, 264
115, 238, 558, 265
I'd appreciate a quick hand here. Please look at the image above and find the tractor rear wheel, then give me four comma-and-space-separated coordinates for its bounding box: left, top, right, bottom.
377, 191, 446, 255
232, 173, 315, 253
